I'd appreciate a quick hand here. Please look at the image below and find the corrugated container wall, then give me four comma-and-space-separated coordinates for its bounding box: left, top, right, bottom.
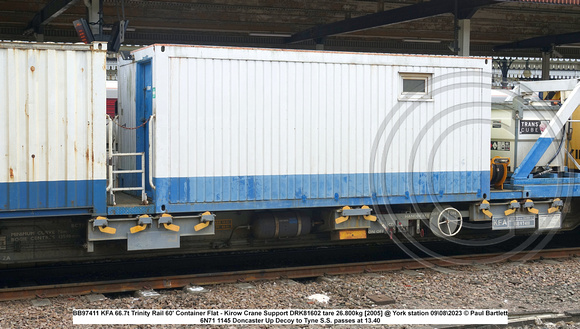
0, 42, 107, 218
118, 45, 491, 214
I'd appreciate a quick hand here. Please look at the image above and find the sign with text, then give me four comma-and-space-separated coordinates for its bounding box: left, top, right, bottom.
519, 120, 542, 134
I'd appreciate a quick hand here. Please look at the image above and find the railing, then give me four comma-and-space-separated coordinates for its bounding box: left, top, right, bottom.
106, 115, 148, 206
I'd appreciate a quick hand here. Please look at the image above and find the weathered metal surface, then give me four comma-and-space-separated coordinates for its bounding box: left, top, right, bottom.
120, 44, 490, 213
0, 41, 107, 217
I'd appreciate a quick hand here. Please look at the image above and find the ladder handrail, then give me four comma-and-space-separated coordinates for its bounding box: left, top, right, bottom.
149, 114, 156, 190
107, 115, 113, 192
106, 115, 149, 206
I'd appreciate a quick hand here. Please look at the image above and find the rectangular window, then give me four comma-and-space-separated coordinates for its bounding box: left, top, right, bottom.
399, 72, 432, 101
403, 79, 426, 93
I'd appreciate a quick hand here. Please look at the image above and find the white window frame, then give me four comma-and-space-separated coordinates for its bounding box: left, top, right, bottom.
398, 72, 432, 101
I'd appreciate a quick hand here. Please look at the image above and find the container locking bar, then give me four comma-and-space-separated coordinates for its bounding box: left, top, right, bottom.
479, 200, 493, 218
335, 205, 376, 224
194, 211, 215, 232
93, 216, 116, 235
524, 199, 539, 214
504, 200, 520, 216
159, 213, 180, 232
130, 214, 152, 234
548, 198, 563, 213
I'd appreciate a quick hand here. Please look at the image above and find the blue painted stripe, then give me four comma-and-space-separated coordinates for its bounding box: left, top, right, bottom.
0, 180, 107, 218
512, 137, 554, 180
0, 207, 94, 219
511, 176, 580, 185
492, 183, 580, 200
160, 193, 485, 213
152, 171, 490, 213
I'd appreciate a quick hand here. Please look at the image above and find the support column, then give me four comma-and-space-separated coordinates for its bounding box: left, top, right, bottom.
377, 0, 385, 12
499, 58, 512, 89
541, 51, 551, 80
34, 30, 44, 42
458, 19, 470, 56
86, 0, 101, 38
315, 37, 326, 50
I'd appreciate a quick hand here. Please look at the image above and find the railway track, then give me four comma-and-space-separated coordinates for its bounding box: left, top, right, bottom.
1, 246, 578, 301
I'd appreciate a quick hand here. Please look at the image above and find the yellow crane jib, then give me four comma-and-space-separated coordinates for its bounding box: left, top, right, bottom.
479, 200, 493, 219
524, 199, 539, 215
548, 198, 563, 214
130, 214, 152, 234
93, 216, 116, 235
504, 200, 520, 216
335, 205, 376, 224
194, 211, 215, 232
158, 213, 180, 232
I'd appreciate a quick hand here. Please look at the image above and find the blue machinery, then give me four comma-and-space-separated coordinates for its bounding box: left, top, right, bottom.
499, 79, 580, 200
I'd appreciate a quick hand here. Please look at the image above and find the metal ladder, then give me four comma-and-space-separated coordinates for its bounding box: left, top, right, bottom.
106, 116, 148, 206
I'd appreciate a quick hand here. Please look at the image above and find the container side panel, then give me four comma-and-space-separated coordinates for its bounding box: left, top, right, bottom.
0, 49, 8, 209
139, 46, 491, 212
0, 42, 106, 217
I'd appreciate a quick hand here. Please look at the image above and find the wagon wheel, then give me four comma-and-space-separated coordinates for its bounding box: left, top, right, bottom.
430, 206, 463, 238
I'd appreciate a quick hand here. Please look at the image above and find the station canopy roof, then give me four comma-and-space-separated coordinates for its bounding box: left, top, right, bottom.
1, 0, 579, 58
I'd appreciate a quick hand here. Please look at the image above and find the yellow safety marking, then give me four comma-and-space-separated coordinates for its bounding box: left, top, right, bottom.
98, 226, 116, 234
338, 229, 367, 240
527, 207, 539, 214
194, 221, 210, 232
163, 223, 180, 232
361, 205, 377, 221
130, 225, 147, 234
159, 213, 179, 231
335, 216, 349, 224
504, 200, 519, 216
548, 198, 561, 213
525, 199, 539, 214
96, 216, 107, 220
364, 214, 377, 222
481, 200, 493, 218
504, 208, 516, 216
335, 206, 351, 224
201, 211, 211, 216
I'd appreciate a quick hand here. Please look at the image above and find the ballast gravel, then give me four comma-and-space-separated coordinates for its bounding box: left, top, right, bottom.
1, 256, 579, 329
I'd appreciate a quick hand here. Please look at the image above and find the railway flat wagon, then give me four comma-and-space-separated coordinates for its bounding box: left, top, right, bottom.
115, 45, 491, 216
0, 42, 107, 219
2, 41, 580, 264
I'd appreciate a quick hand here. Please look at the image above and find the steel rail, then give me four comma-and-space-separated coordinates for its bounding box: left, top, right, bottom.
1, 247, 578, 301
